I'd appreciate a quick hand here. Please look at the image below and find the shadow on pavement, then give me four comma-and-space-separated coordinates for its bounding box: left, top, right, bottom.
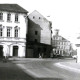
0, 61, 35, 80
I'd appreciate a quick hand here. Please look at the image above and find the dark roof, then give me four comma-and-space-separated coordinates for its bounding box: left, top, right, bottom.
0, 4, 28, 13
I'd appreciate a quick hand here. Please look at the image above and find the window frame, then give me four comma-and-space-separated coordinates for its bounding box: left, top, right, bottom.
0, 12, 3, 20
14, 26, 20, 38
15, 14, 19, 22
7, 27, 12, 37
34, 39, 37, 42
35, 31, 38, 35
0, 27, 3, 37
33, 16, 35, 19
7, 13, 11, 21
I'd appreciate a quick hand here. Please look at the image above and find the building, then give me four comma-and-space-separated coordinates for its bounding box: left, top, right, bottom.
0, 4, 28, 58
26, 10, 52, 58
52, 29, 72, 57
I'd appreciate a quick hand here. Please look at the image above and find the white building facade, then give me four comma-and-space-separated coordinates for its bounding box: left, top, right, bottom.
0, 4, 28, 58
52, 29, 72, 57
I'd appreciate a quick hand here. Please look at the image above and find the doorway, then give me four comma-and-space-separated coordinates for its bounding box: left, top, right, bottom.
0, 45, 3, 57
13, 46, 18, 56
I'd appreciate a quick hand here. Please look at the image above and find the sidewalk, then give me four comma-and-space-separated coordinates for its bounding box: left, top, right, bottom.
55, 62, 80, 73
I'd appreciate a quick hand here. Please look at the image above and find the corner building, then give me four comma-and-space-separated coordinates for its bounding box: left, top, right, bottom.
0, 4, 28, 58
52, 29, 72, 57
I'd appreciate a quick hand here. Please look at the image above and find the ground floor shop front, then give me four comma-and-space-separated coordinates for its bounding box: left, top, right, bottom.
0, 42, 26, 58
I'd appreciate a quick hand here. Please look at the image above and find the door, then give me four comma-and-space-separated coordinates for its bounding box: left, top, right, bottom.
13, 46, 18, 56
0, 45, 3, 57
26, 49, 33, 58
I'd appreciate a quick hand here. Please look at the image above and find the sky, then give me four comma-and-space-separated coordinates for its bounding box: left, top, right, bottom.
0, 0, 80, 45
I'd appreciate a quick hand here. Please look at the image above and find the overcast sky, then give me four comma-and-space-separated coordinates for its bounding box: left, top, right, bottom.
0, 0, 80, 45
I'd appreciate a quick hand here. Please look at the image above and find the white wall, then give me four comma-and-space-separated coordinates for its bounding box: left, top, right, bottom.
0, 11, 27, 39
0, 11, 28, 57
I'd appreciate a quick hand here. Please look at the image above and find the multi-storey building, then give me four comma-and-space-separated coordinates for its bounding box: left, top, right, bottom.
52, 29, 72, 57
0, 4, 28, 58
26, 10, 52, 58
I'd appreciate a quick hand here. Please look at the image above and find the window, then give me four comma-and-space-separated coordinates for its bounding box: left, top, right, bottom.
51, 30, 52, 33
0, 27, 3, 37
35, 31, 38, 35
44, 48, 46, 52
14, 26, 20, 38
15, 14, 18, 22
39, 17, 41, 19
7, 27, 11, 37
34, 39, 37, 42
15, 28, 18, 37
7, 13, 11, 21
0, 13, 3, 20
14, 26, 19, 38
33, 16, 35, 19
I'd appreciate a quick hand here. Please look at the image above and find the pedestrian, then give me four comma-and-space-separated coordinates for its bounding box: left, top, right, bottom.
39, 53, 42, 59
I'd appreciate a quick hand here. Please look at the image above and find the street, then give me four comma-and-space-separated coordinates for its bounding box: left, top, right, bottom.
13, 58, 80, 80
0, 58, 80, 80
0, 60, 35, 80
